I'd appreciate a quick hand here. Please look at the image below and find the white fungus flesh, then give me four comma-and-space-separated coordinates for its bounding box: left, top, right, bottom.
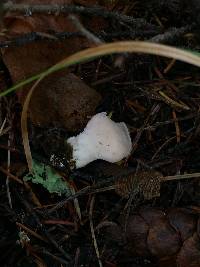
67, 112, 132, 168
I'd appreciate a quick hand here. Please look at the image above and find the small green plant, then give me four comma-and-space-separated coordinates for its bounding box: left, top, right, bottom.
24, 160, 71, 196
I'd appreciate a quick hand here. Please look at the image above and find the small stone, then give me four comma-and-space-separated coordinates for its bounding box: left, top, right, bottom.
29, 71, 102, 132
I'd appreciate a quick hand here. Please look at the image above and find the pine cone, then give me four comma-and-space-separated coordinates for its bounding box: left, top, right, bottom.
124, 207, 200, 267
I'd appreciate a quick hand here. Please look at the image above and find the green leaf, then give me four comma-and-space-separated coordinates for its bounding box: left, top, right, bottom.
24, 160, 71, 196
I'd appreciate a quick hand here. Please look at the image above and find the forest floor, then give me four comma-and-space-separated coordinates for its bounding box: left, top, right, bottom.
0, 1, 200, 266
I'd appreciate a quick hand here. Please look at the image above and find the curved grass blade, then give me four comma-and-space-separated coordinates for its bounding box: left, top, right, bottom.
1, 41, 200, 97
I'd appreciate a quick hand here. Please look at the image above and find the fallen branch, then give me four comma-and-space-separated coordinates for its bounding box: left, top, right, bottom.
3, 2, 152, 28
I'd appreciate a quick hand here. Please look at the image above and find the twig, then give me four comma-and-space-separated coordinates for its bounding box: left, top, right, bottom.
0, 29, 160, 49
158, 90, 190, 110
150, 25, 194, 44
16, 193, 71, 261
0, 32, 82, 48
0, 117, 6, 134
164, 58, 176, 73
44, 230, 71, 261
0, 23, 160, 48
164, 172, 200, 181
43, 220, 74, 226
40, 248, 70, 266
46, 167, 200, 215
1, 3, 194, 52
16, 222, 48, 243
68, 14, 103, 45
7, 1, 191, 56
151, 136, 176, 160
3, 3, 152, 28
144, 113, 199, 130
0, 118, 10, 137
132, 104, 159, 154
89, 196, 103, 267
74, 247, 80, 267
68, 181, 82, 222
172, 110, 181, 143
0, 126, 10, 136
0, 166, 23, 184
0, 118, 13, 208
6, 137, 12, 209
47, 185, 115, 215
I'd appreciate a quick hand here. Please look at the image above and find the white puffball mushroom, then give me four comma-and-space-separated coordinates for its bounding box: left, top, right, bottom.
67, 112, 132, 169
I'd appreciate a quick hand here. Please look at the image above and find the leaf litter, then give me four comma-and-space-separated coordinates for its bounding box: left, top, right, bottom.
1, 1, 200, 267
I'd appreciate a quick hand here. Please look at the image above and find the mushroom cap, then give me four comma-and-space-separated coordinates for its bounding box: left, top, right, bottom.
67, 112, 132, 168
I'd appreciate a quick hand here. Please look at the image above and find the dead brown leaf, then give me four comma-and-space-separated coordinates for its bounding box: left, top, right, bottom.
0, 0, 106, 142
1, 0, 98, 102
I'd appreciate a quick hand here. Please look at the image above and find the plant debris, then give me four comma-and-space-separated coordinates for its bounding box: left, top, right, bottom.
1, 1, 200, 267
24, 159, 71, 195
